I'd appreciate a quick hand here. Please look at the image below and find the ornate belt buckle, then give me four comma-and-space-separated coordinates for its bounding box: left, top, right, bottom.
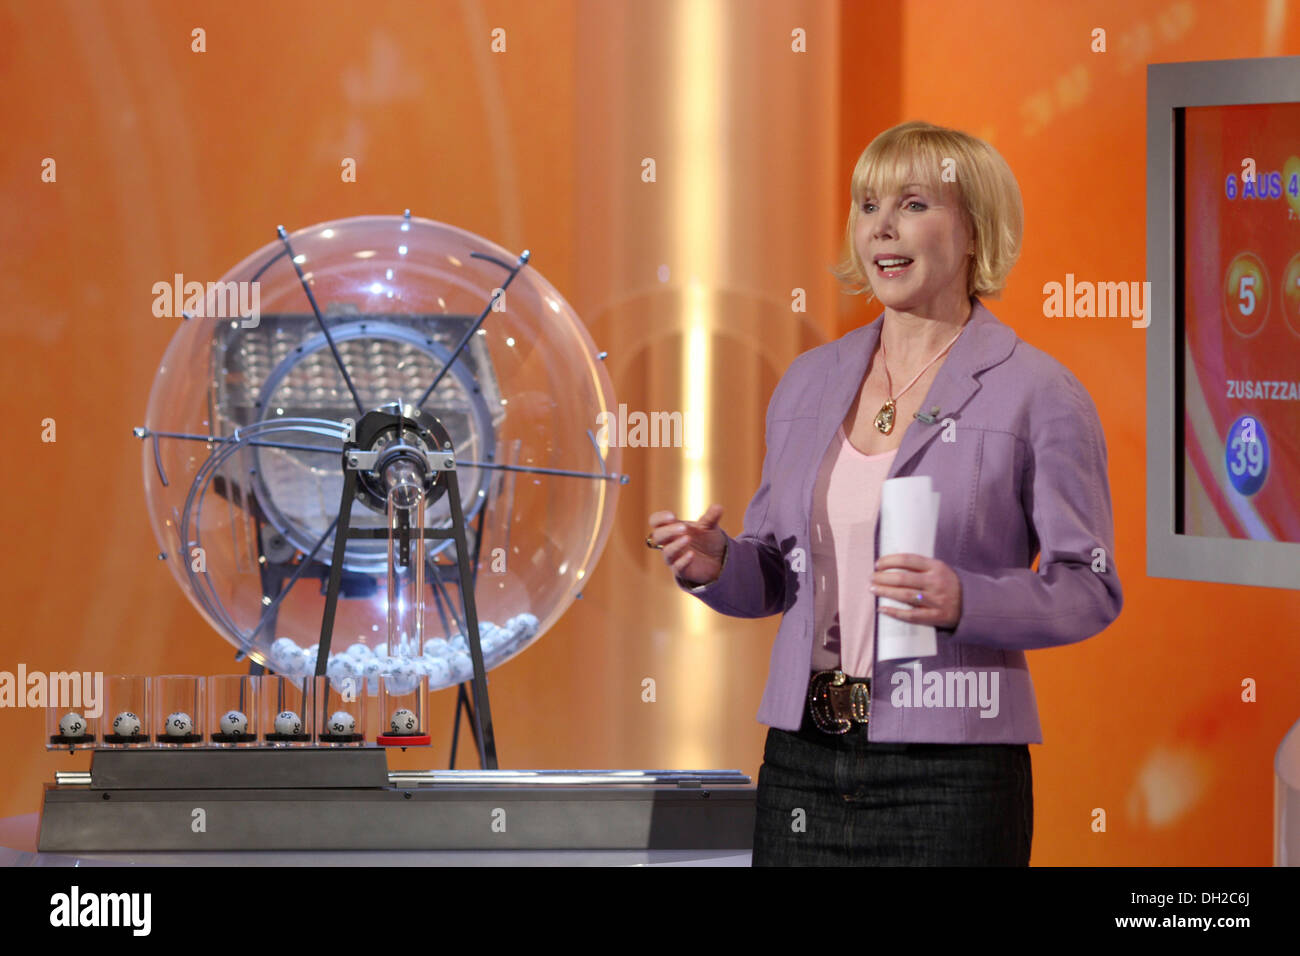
850, 681, 870, 723
808, 669, 851, 734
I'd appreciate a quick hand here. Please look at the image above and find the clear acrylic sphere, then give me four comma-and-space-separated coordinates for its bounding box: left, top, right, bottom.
141, 214, 622, 691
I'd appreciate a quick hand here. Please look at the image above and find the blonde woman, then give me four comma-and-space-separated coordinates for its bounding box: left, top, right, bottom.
647, 121, 1122, 865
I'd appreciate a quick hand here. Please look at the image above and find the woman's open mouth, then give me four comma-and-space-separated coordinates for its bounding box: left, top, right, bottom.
875, 257, 914, 278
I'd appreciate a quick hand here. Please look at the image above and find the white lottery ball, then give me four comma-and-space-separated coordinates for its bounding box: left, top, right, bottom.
59, 712, 86, 737
362, 659, 383, 695
346, 643, 372, 660
274, 711, 303, 735
112, 711, 142, 736
449, 650, 473, 681
165, 711, 194, 737
291, 648, 314, 675
389, 708, 418, 735
219, 710, 249, 736
328, 711, 357, 735
408, 658, 430, 681
270, 641, 299, 668
426, 657, 451, 687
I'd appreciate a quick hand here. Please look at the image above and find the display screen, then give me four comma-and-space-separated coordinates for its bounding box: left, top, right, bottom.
1179, 102, 1300, 542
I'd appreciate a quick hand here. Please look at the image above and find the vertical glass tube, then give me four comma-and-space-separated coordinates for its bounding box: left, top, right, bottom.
385, 460, 426, 661
102, 675, 150, 748
208, 674, 259, 747
261, 675, 312, 746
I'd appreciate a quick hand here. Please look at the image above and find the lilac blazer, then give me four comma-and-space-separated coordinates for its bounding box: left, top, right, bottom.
676, 298, 1123, 743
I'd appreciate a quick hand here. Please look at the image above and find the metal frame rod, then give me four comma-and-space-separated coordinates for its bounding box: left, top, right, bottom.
276, 225, 366, 415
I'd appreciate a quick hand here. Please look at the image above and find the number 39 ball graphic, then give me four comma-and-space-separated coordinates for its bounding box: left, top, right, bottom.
1225, 415, 1269, 496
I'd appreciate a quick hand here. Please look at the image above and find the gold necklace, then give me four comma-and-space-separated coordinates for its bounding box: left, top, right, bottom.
873, 323, 967, 434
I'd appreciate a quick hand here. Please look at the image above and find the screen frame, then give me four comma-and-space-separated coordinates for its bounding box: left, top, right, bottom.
1147, 55, 1300, 590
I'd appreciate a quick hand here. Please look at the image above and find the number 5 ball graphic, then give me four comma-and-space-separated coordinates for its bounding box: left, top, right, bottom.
1223, 252, 1270, 339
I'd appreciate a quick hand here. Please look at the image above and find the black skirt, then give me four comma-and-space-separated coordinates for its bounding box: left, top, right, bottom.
752, 701, 1033, 866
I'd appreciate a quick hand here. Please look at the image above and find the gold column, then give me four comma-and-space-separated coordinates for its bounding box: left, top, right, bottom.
576, 0, 840, 765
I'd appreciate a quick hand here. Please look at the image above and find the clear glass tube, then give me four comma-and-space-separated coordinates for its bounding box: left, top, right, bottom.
261, 674, 313, 746
316, 676, 366, 746
153, 675, 204, 747
385, 460, 426, 661
378, 674, 429, 745
102, 675, 150, 749
208, 674, 259, 747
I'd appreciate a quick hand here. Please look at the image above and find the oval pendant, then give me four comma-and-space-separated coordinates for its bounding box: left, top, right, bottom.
873, 400, 896, 434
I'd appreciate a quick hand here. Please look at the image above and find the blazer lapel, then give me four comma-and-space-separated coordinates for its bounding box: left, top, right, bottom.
806, 322, 877, 514
821, 298, 1018, 482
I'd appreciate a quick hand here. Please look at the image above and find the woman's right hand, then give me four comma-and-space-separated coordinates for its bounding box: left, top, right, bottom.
648, 504, 727, 586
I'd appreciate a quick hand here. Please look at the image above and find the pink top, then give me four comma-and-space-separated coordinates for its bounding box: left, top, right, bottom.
809, 424, 898, 677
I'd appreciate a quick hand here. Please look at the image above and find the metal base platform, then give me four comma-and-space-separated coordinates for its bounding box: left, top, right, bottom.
37, 749, 755, 852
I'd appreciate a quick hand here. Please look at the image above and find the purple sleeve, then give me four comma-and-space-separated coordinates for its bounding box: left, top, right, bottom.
945, 372, 1123, 650
673, 386, 790, 619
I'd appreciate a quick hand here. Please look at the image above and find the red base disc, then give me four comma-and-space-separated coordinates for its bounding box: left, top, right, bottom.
376, 734, 431, 747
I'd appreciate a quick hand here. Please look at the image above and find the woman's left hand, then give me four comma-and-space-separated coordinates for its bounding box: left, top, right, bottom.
871, 554, 963, 630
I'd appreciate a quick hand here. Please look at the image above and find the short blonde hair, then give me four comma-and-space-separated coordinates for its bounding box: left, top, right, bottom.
832, 120, 1023, 301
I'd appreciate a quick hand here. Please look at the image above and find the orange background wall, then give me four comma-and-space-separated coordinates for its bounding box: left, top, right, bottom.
2, 0, 1298, 863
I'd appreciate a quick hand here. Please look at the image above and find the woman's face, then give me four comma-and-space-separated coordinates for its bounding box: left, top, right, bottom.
854, 176, 973, 316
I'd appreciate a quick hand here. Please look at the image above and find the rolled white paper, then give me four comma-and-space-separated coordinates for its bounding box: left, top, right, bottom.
876, 476, 941, 661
